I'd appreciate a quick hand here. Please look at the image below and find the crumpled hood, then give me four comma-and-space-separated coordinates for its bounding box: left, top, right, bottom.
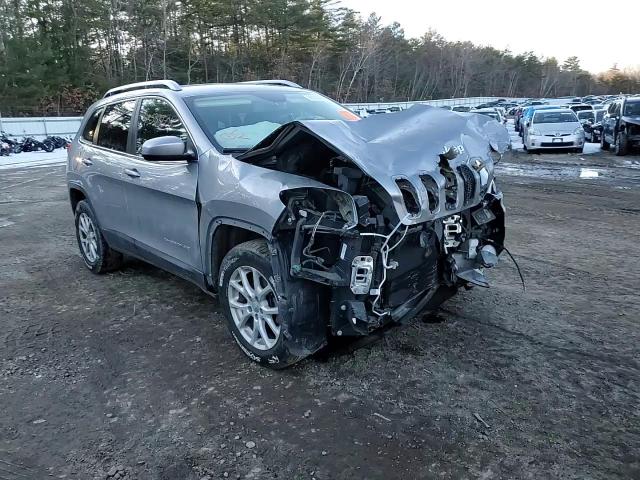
621, 116, 640, 126
241, 104, 510, 224
299, 104, 509, 174
300, 105, 509, 223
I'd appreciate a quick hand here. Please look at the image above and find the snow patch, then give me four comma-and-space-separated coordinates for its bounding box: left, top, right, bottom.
0, 150, 67, 171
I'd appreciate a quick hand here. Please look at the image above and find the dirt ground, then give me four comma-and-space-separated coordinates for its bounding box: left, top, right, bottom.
1, 147, 639, 480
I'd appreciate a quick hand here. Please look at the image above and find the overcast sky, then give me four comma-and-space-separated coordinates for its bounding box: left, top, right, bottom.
338, 0, 639, 74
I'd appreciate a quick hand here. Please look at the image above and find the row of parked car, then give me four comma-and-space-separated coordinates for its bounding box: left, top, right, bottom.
351, 105, 405, 117
291, 94, 638, 156
512, 95, 640, 155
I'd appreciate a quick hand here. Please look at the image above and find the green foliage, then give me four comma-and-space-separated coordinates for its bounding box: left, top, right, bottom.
0, 0, 638, 115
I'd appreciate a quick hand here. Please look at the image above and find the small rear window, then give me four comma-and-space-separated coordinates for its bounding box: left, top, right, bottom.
82, 108, 103, 143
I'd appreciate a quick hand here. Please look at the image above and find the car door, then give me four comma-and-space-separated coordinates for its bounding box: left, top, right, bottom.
604, 102, 618, 142
611, 100, 623, 144
602, 104, 612, 141
86, 99, 138, 247
523, 110, 532, 138
121, 96, 201, 278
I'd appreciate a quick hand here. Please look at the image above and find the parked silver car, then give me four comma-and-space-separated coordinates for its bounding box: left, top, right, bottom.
471, 107, 505, 124
67, 80, 509, 368
523, 108, 585, 153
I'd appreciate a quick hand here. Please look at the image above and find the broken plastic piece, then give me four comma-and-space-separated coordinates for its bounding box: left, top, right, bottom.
456, 268, 490, 288
479, 245, 498, 268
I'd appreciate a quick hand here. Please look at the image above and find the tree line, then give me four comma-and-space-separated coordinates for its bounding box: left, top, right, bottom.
1, 0, 639, 116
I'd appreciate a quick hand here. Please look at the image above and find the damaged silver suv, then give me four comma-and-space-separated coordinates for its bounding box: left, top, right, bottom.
67, 80, 509, 368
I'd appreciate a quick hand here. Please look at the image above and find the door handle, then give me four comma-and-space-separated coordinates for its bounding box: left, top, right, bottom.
124, 168, 140, 178
81, 158, 93, 166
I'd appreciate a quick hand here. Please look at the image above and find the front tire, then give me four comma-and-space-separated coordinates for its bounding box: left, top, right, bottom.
615, 132, 628, 156
74, 200, 123, 273
219, 239, 313, 369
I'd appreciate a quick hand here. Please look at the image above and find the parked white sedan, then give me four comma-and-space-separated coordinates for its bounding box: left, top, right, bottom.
523, 108, 585, 153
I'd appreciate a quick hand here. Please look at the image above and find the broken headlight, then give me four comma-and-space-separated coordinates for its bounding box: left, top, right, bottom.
471, 157, 490, 189
488, 147, 502, 164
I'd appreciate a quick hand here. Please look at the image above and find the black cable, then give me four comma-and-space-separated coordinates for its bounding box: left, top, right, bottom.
487, 240, 526, 292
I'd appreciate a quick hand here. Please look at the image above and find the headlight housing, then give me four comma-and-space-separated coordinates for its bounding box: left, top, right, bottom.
574, 127, 584, 135
528, 129, 540, 136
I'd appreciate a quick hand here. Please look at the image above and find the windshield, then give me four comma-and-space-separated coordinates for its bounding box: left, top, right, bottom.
623, 101, 640, 116
577, 111, 595, 121
478, 112, 499, 120
533, 111, 578, 123
185, 90, 359, 150
595, 110, 605, 122
571, 105, 592, 112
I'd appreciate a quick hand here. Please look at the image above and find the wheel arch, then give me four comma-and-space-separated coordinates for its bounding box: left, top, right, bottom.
69, 184, 89, 213
206, 219, 270, 292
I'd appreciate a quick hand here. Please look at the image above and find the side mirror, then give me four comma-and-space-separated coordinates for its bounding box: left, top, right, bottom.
526, 121, 531, 127
141, 136, 196, 162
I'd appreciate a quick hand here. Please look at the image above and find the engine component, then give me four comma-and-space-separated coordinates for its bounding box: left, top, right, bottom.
467, 238, 479, 259
350, 256, 374, 294
471, 207, 496, 226
442, 215, 463, 252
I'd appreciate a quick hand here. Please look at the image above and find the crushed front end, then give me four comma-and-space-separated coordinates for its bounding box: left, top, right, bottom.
272, 155, 505, 337
240, 105, 509, 337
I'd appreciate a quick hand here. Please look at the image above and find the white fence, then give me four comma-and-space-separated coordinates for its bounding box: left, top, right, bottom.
0, 116, 83, 140
344, 96, 529, 111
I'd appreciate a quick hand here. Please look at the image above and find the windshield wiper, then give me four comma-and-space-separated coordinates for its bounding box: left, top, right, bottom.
222, 147, 250, 154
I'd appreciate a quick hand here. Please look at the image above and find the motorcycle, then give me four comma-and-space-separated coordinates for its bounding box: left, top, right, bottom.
13, 136, 55, 153
0, 131, 19, 154
44, 135, 71, 149
0, 140, 11, 156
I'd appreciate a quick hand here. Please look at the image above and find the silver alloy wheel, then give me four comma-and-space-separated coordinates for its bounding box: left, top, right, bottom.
78, 212, 98, 263
227, 265, 280, 351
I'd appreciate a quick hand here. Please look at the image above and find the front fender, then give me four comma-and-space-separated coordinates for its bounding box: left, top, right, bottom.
197, 149, 350, 284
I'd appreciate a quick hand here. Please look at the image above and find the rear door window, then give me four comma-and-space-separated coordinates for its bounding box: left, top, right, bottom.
82, 108, 103, 143
135, 98, 189, 155
97, 100, 136, 152
612, 102, 621, 116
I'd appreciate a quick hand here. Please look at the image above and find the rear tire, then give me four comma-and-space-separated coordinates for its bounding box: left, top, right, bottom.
43, 141, 54, 153
219, 239, 322, 369
74, 200, 123, 273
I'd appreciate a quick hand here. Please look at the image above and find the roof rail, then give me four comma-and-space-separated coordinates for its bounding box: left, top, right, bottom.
103, 80, 182, 98
240, 79, 303, 89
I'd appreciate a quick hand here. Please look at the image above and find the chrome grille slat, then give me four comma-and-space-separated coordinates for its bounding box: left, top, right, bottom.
457, 165, 476, 206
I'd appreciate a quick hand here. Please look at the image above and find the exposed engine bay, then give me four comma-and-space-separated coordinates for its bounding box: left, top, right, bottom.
237, 105, 509, 336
